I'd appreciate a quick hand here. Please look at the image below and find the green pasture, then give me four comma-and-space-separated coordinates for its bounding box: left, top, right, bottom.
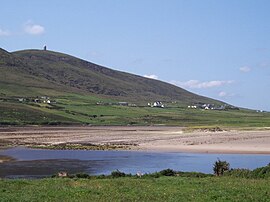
1, 92, 270, 127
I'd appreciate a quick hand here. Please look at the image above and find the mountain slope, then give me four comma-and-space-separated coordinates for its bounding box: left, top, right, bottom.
1, 48, 270, 127
8, 49, 219, 104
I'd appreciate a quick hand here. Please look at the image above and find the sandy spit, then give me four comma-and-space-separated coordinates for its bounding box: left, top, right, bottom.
0, 126, 270, 154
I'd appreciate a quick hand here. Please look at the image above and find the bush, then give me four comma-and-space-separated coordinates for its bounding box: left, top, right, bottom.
213, 159, 230, 176
111, 170, 126, 178
96, 174, 106, 179
224, 164, 270, 179
75, 173, 90, 178
251, 165, 270, 178
224, 169, 252, 178
159, 169, 176, 176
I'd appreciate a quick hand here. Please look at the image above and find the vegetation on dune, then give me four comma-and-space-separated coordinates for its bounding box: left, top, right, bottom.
29, 142, 136, 150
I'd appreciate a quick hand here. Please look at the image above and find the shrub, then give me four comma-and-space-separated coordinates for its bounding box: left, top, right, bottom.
75, 173, 90, 178
224, 169, 252, 178
251, 165, 270, 178
225, 164, 270, 179
96, 174, 106, 179
213, 159, 230, 176
159, 169, 176, 176
111, 170, 126, 178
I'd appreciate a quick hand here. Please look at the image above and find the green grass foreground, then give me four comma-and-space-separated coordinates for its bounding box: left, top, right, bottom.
0, 177, 269, 201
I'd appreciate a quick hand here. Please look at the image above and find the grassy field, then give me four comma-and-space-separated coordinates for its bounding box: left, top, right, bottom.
1, 92, 270, 127
0, 176, 269, 201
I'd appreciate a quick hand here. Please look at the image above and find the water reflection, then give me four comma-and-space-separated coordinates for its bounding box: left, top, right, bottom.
0, 147, 270, 178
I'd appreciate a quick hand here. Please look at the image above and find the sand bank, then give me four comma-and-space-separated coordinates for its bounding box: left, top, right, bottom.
0, 126, 270, 154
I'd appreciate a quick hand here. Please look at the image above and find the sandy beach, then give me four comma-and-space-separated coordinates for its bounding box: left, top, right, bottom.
0, 126, 270, 154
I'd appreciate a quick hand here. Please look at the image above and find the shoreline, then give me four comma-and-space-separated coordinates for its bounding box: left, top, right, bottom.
2, 145, 270, 155
136, 147, 270, 155
1, 126, 270, 155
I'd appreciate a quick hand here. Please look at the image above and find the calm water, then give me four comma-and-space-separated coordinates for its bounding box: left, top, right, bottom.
0, 147, 270, 178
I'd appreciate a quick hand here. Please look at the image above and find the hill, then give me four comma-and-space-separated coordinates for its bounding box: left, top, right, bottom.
1, 47, 270, 126
9, 49, 218, 104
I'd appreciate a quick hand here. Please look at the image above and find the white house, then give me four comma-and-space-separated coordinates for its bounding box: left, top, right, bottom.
153, 101, 164, 108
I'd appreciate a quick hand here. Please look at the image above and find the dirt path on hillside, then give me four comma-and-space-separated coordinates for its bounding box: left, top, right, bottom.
0, 126, 270, 154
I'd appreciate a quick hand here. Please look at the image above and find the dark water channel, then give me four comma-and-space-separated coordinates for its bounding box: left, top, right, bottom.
0, 147, 270, 178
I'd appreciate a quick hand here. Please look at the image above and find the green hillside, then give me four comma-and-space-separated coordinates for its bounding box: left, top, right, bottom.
1, 48, 270, 126
11, 49, 217, 103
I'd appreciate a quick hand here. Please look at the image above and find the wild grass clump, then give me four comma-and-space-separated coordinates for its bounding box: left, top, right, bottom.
177, 171, 212, 178
224, 169, 252, 178
225, 163, 270, 179
251, 165, 270, 178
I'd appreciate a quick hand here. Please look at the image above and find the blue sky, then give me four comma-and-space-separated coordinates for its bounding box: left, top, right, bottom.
1, 0, 270, 111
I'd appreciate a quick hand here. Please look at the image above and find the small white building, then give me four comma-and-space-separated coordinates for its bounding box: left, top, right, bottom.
18, 98, 25, 102
153, 101, 164, 108
188, 105, 197, 109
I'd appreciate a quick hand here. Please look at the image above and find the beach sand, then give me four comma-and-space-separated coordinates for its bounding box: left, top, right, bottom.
0, 126, 270, 154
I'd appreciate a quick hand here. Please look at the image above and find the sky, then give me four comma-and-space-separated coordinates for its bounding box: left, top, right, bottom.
1, 0, 270, 111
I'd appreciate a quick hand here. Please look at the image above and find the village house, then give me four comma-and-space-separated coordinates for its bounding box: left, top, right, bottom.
188, 105, 197, 109
188, 103, 236, 111
149, 101, 164, 108
34, 98, 40, 103
18, 98, 25, 102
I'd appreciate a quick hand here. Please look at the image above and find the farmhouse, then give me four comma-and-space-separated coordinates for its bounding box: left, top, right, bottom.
151, 101, 164, 108
188, 105, 197, 109
18, 98, 25, 102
